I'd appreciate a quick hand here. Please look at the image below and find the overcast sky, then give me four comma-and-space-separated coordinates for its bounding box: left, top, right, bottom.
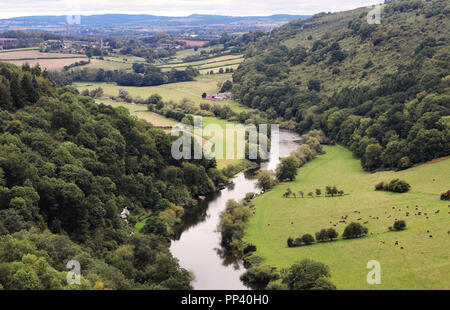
0, 0, 382, 19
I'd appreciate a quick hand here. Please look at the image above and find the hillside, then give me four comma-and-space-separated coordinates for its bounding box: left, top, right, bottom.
0, 62, 227, 290
232, 0, 449, 171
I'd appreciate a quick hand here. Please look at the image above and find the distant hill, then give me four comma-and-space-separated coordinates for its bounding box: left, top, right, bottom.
0, 13, 309, 27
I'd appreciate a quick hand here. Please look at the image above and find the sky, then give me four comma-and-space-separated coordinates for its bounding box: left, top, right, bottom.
0, 0, 383, 19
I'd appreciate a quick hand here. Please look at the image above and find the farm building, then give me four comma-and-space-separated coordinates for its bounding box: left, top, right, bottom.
204, 92, 233, 101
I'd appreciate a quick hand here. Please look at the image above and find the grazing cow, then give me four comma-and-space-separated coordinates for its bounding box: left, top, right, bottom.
291, 222, 294, 225
364, 221, 368, 224
400, 247, 404, 250
395, 241, 399, 245
435, 210, 440, 214
357, 218, 362, 221
429, 235, 433, 238
427, 230, 430, 233
267, 224, 271, 226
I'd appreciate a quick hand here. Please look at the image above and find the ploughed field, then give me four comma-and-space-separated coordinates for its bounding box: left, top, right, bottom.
244, 146, 450, 289
0, 49, 88, 70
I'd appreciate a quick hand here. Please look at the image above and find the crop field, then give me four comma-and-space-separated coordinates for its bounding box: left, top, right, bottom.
0, 49, 88, 70
244, 146, 450, 290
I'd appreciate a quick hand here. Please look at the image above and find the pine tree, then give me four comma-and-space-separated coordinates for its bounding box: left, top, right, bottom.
10, 73, 26, 109
0, 77, 13, 110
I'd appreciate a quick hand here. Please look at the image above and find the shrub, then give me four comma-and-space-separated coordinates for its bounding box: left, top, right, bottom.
240, 266, 280, 289
287, 237, 295, 248
281, 259, 336, 290
342, 222, 368, 239
440, 190, 450, 200
315, 229, 328, 242
326, 228, 339, 241
399, 156, 412, 170
393, 220, 406, 231
388, 179, 411, 193
375, 182, 386, 190
375, 179, 410, 193
301, 234, 315, 245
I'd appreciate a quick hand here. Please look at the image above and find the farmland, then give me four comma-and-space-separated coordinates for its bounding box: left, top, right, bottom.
0, 49, 87, 70
244, 146, 450, 290
73, 73, 250, 112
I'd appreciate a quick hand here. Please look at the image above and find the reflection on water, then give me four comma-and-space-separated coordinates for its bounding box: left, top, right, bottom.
170, 129, 302, 290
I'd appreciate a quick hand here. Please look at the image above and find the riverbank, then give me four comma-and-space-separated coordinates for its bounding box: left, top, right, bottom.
243, 145, 450, 289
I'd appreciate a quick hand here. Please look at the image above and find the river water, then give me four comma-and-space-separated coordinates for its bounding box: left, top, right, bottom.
170, 129, 302, 290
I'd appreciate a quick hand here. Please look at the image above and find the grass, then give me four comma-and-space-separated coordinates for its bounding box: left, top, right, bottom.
96, 99, 177, 128
244, 145, 450, 290
74, 68, 253, 170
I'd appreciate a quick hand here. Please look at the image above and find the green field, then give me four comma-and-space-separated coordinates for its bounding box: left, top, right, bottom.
244, 146, 450, 290
96, 99, 178, 129
74, 74, 250, 113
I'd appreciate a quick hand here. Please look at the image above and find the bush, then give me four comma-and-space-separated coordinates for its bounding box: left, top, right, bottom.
315, 229, 328, 242
440, 190, 450, 201
327, 228, 339, 241
342, 222, 368, 239
301, 234, 315, 245
388, 179, 411, 193
375, 179, 410, 193
240, 266, 280, 289
287, 237, 294, 248
281, 259, 336, 290
375, 182, 386, 190
393, 220, 406, 231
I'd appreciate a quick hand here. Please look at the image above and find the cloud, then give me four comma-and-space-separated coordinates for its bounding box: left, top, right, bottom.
0, 0, 382, 18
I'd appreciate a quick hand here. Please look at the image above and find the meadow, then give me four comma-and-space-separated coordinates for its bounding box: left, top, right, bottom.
74, 73, 250, 112
244, 145, 450, 289
95, 99, 178, 129
0, 49, 87, 70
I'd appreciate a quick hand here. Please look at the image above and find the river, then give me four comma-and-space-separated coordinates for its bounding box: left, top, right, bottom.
170, 129, 302, 290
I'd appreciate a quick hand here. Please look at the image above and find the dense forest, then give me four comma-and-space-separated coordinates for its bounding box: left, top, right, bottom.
232, 0, 449, 171
0, 62, 225, 289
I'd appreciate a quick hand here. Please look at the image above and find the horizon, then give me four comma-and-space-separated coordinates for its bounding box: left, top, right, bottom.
0, 0, 382, 19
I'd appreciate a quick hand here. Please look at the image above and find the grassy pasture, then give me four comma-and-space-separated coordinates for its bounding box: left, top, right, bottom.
95, 99, 177, 129
244, 146, 450, 290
